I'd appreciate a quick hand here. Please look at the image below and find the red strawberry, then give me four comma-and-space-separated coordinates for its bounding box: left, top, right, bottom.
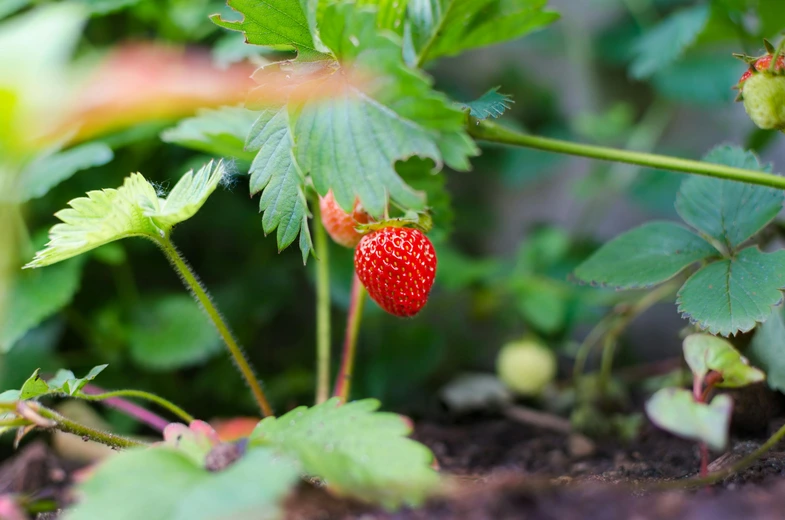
319, 190, 369, 248
354, 227, 437, 317
738, 54, 785, 86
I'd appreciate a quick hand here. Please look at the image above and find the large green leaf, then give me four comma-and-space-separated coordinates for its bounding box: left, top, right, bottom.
748, 305, 785, 393
682, 333, 764, 388
675, 146, 781, 252
25, 161, 225, 268
410, 0, 560, 65
645, 388, 732, 451
161, 107, 258, 163
573, 221, 717, 289
629, 5, 710, 79
677, 247, 785, 336
66, 446, 299, 520
251, 397, 439, 509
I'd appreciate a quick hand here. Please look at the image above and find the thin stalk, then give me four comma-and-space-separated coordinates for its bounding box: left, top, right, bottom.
154, 235, 273, 417
770, 38, 785, 71
81, 385, 193, 425
333, 272, 366, 402
30, 403, 146, 450
469, 120, 785, 190
313, 204, 332, 404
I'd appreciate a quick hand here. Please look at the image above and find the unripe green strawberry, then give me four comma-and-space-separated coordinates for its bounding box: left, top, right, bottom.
319, 190, 369, 248
741, 72, 785, 130
496, 339, 557, 396
354, 227, 437, 317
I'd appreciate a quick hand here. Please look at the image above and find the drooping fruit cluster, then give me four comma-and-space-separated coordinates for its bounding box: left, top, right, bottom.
319, 190, 370, 248
736, 50, 785, 130
354, 227, 437, 317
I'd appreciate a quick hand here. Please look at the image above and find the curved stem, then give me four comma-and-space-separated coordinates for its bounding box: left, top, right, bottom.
333, 272, 366, 402
30, 403, 146, 450
313, 204, 332, 404
80, 386, 193, 425
469, 119, 785, 190
154, 236, 273, 417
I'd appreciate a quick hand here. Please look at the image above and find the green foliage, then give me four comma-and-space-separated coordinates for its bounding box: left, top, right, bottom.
128, 295, 221, 370
251, 397, 439, 509
25, 161, 225, 268
574, 222, 717, 289
645, 388, 732, 451
629, 5, 710, 79
18, 365, 107, 400
682, 333, 764, 388
66, 446, 299, 520
161, 107, 258, 163
459, 87, 513, 120
748, 305, 785, 393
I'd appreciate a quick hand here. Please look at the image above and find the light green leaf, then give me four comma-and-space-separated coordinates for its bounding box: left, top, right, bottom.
16, 364, 107, 400
675, 146, 781, 252
677, 248, 785, 336
210, 0, 328, 61
0, 0, 29, 20
128, 295, 221, 370
515, 279, 566, 334
246, 107, 311, 257
411, 0, 560, 64
629, 5, 710, 79
357, 0, 408, 32
66, 446, 299, 520
573, 221, 717, 289
19, 369, 49, 400
161, 107, 258, 163
748, 305, 785, 393
458, 87, 513, 120
1, 256, 83, 351
682, 333, 764, 388
652, 53, 743, 106
645, 388, 731, 451
251, 397, 439, 509
25, 161, 225, 268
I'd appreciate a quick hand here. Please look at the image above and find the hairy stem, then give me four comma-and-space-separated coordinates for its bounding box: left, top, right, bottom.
469, 119, 785, 190
770, 37, 785, 71
333, 272, 366, 402
154, 236, 273, 417
30, 403, 146, 450
81, 385, 193, 426
313, 204, 332, 405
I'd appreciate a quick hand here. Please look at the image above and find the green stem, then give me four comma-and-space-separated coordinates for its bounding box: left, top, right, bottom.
313, 204, 332, 405
12, 207, 34, 260
469, 119, 785, 189
770, 38, 785, 71
333, 272, 366, 402
154, 235, 273, 417
31, 403, 146, 450
80, 389, 194, 424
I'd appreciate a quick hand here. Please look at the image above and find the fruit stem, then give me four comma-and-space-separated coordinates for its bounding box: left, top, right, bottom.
333, 272, 366, 402
469, 119, 785, 190
770, 38, 785, 72
154, 235, 273, 418
80, 385, 194, 426
313, 203, 332, 405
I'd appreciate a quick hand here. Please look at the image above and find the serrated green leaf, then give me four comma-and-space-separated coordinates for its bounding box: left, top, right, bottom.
127, 295, 221, 370
645, 388, 731, 451
161, 107, 258, 163
25, 161, 225, 268
682, 333, 764, 388
1, 256, 83, 351
629, 5, 710, 79
411, 0, 560, 65
675, 146, 781, 252
19, 369, 49, 400
251, 397, 439, 509
210, 0, 328, 61
748, 305, 785, 393
458, 87, 513, 120
65, 446, 299, 520
573, 222, 717, 289
16, 364, 107, 400
677, 248, 785, 337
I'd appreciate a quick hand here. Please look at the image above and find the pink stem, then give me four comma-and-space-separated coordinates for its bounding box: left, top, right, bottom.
333, 272, 365, 402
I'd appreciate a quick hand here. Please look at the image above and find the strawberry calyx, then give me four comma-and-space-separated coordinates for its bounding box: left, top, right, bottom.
355, 210, 433, 235
734, 41, 785, 101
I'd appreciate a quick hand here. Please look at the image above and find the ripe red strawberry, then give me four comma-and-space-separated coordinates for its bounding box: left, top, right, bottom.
319, 190, 369, 248
354, 227, 437, 317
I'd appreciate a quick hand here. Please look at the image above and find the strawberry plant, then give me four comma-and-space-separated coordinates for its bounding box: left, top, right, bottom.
6, 0, 785, 518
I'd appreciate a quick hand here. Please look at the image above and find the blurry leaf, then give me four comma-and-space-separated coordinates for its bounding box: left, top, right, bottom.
77, 0, 141, 16
0, 320, 64, 391
251, 397, 439, 509
1, 256, 83, 351
436, 247, 501, 290
0, 0, 29, 20
682, 333, 764, 388
161, 107, 258, 163
630, 5, 710, 79
91, 243, 127, 266
128, 295, 220, 370
396, 157, 453, 241
645, 388, 731, 451
677, 248, 785, 336
573, 103, 635, 144
66, 446, 299, 520
652, 53, 743, 106
212, 33, 269, 68
573, 222, 717, 289
627, 168, 682, 217
758, 0, 785, 40
515, 278, 566, 334
458, 87, 513, 119
675, 146, 781, 252
410, 0, 560, 64
748, 305, 785, 393
26, 161, 225, 268
516, 226, 571, 274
